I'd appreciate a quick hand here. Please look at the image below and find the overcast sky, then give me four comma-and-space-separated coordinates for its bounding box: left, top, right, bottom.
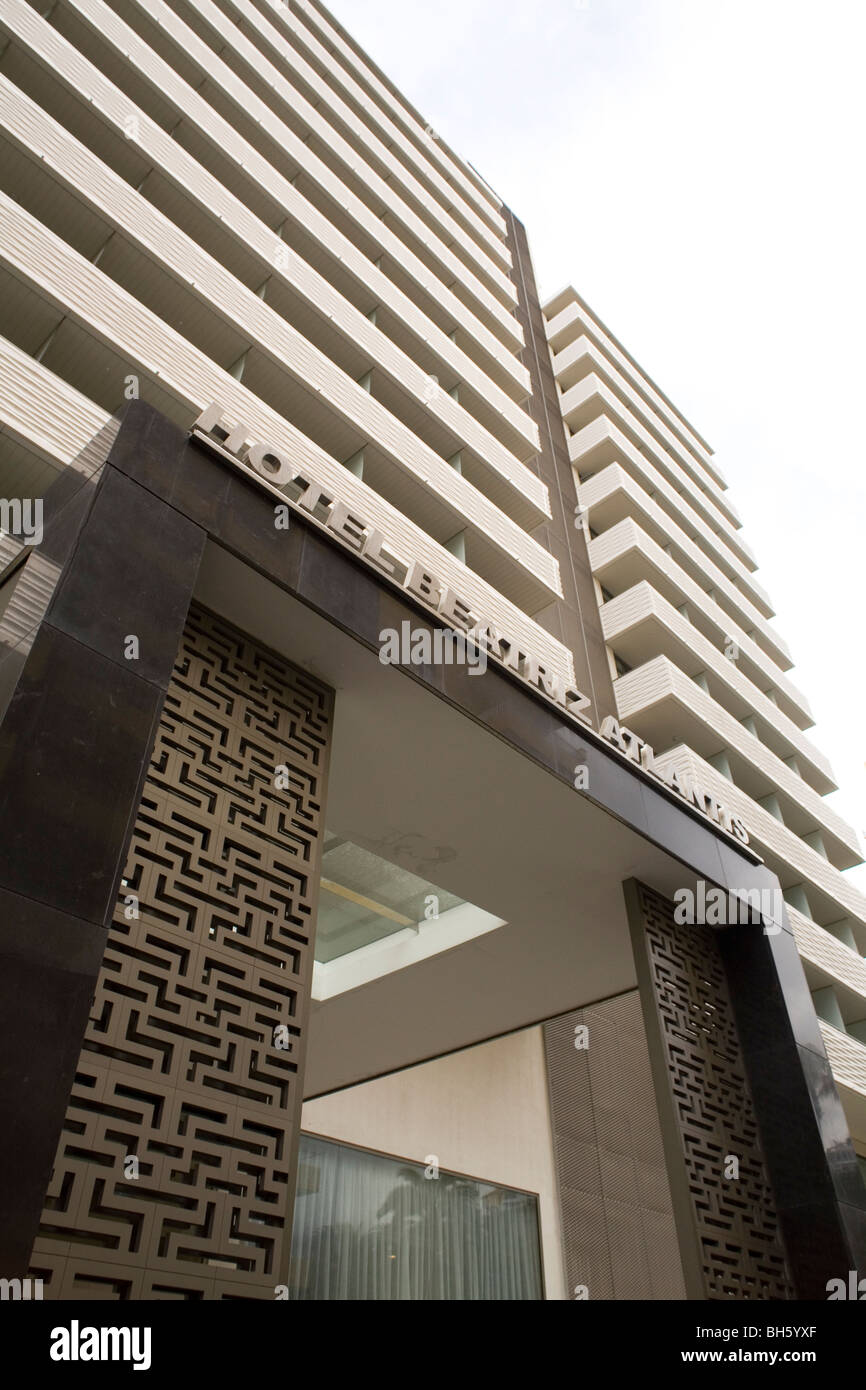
332, 0, 866, 890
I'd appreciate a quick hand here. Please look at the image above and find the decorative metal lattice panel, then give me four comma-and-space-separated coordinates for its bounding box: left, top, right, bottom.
30, 604, 333, 1299
636, 883, 794, 1300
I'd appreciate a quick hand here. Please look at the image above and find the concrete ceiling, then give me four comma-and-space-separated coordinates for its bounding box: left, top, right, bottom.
195, 540, 707, 1097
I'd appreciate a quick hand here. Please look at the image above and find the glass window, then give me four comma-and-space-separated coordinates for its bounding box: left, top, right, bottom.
288, 1134, 543, 1300
315, 832, 466, 963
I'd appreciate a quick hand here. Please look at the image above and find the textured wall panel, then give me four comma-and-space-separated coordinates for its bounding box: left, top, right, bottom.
820, 1021, 866, 1098
30, 603, 333, 1299
791, 907, 866, 1000
543, 992, 686, 1301
634, 883, 794, 1300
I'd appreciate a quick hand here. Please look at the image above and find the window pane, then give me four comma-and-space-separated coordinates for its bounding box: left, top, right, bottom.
289, 1134, 543, 1300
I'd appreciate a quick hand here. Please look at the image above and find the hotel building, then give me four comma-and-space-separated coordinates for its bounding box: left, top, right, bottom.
0, 0, 863, 1300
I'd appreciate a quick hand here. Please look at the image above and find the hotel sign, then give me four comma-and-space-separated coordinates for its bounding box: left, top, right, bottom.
192, 404, 749, 846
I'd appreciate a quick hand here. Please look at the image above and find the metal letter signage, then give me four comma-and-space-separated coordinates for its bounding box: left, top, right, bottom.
191, 404, 748, 846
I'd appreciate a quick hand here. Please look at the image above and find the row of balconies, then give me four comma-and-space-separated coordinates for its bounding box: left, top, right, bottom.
0, 30, 534, 455
544, 247, 866, 1136
658, 746, 866, 949
613, 655, 858, 868
291, 0, 506, 240
140, 0, 516, 313
0, 320, 579, 706
0, 70, 546, 531
571, 416, 771, 613
0, 182, 574, 652
550, 328, 741, 529
602, 583, 833, 792
4, 0, 525, 397
544, 289, 727, 494
589, 519, 813, 729
0, 15, 575, 642
561, 369, 749, 564
787, 911, 866, 1123
581, 464, 793, 671
549, 282, 866, 1023
276, 0, 509, 256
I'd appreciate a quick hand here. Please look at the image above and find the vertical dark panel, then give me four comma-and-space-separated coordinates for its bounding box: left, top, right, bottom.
29, 604, 334, 1299
503, 210, 616, 728
0, 410, 205, 1278
544, 992, 686, 1301
718, 918, 866, 1296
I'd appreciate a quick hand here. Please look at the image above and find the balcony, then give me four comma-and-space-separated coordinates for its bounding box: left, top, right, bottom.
560, 369, 748, 557
615, 656, 861, 868
292, 0, 506, 238
819, 1024, 866, 1144
589, 519, 813, 728
0, 332, 109, 490
602, 582, 833, 792
790, 906, 866, 1016
580, 464, 793, 671
552, 330, 741, 531
543, 288, 725, 491
571, 416, 769, 609
656, 746, 866, 948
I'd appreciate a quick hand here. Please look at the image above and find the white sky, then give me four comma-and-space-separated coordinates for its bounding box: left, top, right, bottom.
332, 0, 866, 893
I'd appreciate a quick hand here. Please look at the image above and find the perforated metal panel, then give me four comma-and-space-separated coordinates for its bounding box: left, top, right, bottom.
29, 604, 333, 1299
635, 883, 794, 1300
544, 991, 686, 1300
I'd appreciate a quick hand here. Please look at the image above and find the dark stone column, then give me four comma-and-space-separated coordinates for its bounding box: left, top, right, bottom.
0, 406, 206, 1276
718, 915, 866, 1296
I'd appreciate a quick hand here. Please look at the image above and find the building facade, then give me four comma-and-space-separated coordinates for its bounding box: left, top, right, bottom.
0, 0, 863, 1300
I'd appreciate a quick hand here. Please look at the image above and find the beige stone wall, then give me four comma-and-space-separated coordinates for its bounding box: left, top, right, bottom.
302, 1025, 566, 1299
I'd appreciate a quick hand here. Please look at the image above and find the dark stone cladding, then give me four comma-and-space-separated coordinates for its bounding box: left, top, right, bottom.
502, 209, 617, 729
0, 398, 863, 1291
718, 922, 866, 1295
0, 417, 207, 1276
